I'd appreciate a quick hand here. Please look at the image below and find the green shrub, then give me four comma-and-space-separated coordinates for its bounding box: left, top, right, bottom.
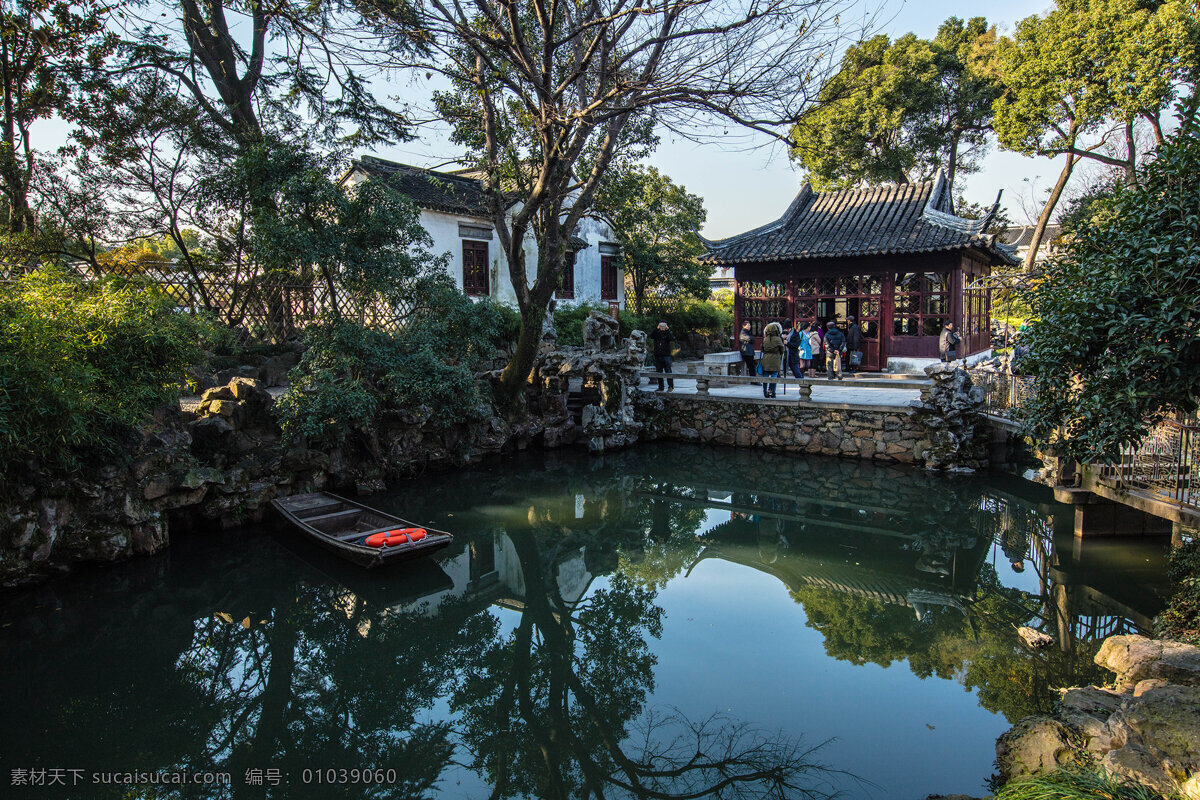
621, 299, 733, 340
1154, 538, 1200, 645
275, 277, 507, 447
994, 765, 1168, 800
0, 268, 214, 472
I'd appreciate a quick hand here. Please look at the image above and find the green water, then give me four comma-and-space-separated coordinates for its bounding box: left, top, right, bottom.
0, 444, 1174, 799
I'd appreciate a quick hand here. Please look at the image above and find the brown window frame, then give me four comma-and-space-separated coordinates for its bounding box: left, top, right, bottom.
462, 239, 490, 297
892, 271, 951, 337
600, 255, 618, 301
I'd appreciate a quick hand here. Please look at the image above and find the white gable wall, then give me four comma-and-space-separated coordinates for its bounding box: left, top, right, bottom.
421, 206, 623, 309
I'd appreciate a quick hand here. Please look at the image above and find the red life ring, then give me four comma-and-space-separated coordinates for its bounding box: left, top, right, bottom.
364, 527, 427, 548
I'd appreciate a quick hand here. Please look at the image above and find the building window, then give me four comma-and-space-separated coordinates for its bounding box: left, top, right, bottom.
557, 251, 576, 299
738, 279, 787, 337
463, 240, 489, 296
600, 255, 618, 300
893, 271, 950, 336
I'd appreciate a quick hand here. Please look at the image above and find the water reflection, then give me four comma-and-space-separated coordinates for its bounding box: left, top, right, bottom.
0, 445, 1174, 798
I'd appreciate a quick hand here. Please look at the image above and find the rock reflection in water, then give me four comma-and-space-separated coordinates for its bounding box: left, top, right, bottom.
0, 444, 1173, 798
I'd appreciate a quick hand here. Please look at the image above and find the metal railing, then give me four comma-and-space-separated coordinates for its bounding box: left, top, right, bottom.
1096, 412, 1200, 511
967, 368, 1035, 420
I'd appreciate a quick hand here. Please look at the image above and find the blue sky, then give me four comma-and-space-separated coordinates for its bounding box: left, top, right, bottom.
38, 1, 1071, 238
370, 0, 1064, 238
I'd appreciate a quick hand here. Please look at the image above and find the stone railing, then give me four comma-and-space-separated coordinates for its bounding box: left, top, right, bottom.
637, 370, 932, 403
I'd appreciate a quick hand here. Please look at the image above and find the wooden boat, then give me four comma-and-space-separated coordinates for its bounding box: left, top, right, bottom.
271, 492, 454, 568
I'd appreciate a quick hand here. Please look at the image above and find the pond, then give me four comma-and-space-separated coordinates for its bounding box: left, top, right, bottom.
0, 444, 1175, 799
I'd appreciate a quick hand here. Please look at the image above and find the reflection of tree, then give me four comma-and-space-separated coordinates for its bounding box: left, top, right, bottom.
452, 530, 844, 799
792, 565, 1105, 723
167, 582, 500, 798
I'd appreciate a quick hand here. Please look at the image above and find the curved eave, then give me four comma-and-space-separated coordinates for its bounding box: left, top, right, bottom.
703, 240, 1018, 267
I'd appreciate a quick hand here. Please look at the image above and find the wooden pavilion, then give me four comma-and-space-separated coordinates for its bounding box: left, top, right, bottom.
703, 171, 1019, 370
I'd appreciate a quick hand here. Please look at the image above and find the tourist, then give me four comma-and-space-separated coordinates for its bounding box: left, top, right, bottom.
1001, 526, 1030, 573
823, 320, 847, 380
739, 321, 758, 384
798, 322, 815, 377
760, 321, 784, 398
806, 324, 822, 378
845, 315, 864, 373
650, 321, 675, 391
783, 322, 803, 380
939, 321, 961, 363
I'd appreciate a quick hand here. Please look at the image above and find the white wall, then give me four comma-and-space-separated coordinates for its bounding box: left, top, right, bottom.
422, 207, 623, 309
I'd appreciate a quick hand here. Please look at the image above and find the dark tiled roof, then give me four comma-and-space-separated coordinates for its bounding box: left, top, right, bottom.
703, 171, 1019, 266
349, 156, 493, 217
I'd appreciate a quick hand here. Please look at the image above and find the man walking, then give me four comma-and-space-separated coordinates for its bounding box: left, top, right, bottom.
939, 321, 961, 363
783, 322, 803, 380
739, 320, 758, 384
650, 321, 675, 391
845, 315, 864, 373
823, 320, 847, 380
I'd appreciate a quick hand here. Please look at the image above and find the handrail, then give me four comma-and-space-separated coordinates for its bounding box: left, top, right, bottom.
637, 369, 932, 402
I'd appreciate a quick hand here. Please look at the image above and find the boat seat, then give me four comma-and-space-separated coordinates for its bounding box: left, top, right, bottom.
300, 508, 363, 525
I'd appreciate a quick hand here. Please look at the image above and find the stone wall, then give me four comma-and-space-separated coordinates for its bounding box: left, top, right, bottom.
635, 394, 932, 464
0, 372, 576, 588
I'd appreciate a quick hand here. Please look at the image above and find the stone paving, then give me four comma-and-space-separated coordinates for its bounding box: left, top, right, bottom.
635, 374, 922, 409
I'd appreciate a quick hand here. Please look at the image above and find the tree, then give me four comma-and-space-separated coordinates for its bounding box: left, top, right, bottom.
594, 165, 707, 315
0, 0, 112, 235
789, 17, 1001, 193
365, 0, 854, 403
1017, 117, 1200, 463
992, 0, 1185, 269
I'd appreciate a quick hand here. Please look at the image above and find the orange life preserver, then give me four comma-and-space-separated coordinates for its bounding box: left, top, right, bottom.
364, 527, 427, 548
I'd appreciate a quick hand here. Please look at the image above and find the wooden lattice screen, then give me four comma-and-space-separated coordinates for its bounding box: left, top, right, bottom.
0, 260, 416, 342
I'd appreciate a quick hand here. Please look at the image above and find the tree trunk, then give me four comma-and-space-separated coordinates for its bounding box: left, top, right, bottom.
1123, 120, 1137, 186
1024, 152, 1077, 271
946, 128, 961, 198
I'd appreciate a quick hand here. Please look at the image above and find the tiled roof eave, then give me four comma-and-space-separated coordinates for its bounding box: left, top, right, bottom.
701, 241, 1001, 265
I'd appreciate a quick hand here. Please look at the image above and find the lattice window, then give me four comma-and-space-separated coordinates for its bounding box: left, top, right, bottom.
463, 240, 489, 296
738, 279, 787, 337
601, 255, 618, 300
894, 271, 950, 336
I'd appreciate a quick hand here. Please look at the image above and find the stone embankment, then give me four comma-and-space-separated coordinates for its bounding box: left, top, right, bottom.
0, 313, 647, 587
996, 634, 1200, 797
636, 362, 989, 471
1, 324, 990, 586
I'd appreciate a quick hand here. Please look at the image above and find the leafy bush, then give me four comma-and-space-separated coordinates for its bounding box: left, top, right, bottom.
1155, 538, 1200, 645
1017, 121, 1200, 461
0, 268, 213, 472
275, 276, 510, 447
621, 298, 733, 339
994, 765, 1168, 800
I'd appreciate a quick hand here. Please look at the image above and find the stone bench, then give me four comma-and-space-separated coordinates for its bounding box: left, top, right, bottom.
703, 350, 757, 387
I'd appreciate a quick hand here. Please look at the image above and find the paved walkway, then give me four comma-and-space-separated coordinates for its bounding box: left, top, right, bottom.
636, 376, 922, 409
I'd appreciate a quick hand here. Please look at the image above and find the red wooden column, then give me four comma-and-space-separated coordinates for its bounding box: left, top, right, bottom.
880, 271, 895, 370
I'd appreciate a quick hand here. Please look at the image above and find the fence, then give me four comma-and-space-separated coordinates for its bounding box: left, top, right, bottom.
966, 368, 1036, 420
1096, 412, 1200, 512
0, 259, 415, 342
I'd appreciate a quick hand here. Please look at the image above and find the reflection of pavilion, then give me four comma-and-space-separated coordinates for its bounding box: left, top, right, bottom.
688, 514, 984, 621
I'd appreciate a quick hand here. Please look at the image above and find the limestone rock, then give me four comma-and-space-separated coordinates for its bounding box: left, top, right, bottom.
1102, 742, 1179, 796
583, 310, 619, 351
1096, 634, 1200, 687
995, 716, 1076, 781
1019, 626, 1054, 649
1107, 685, 1200, 769
1060, 686, 1124, 717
